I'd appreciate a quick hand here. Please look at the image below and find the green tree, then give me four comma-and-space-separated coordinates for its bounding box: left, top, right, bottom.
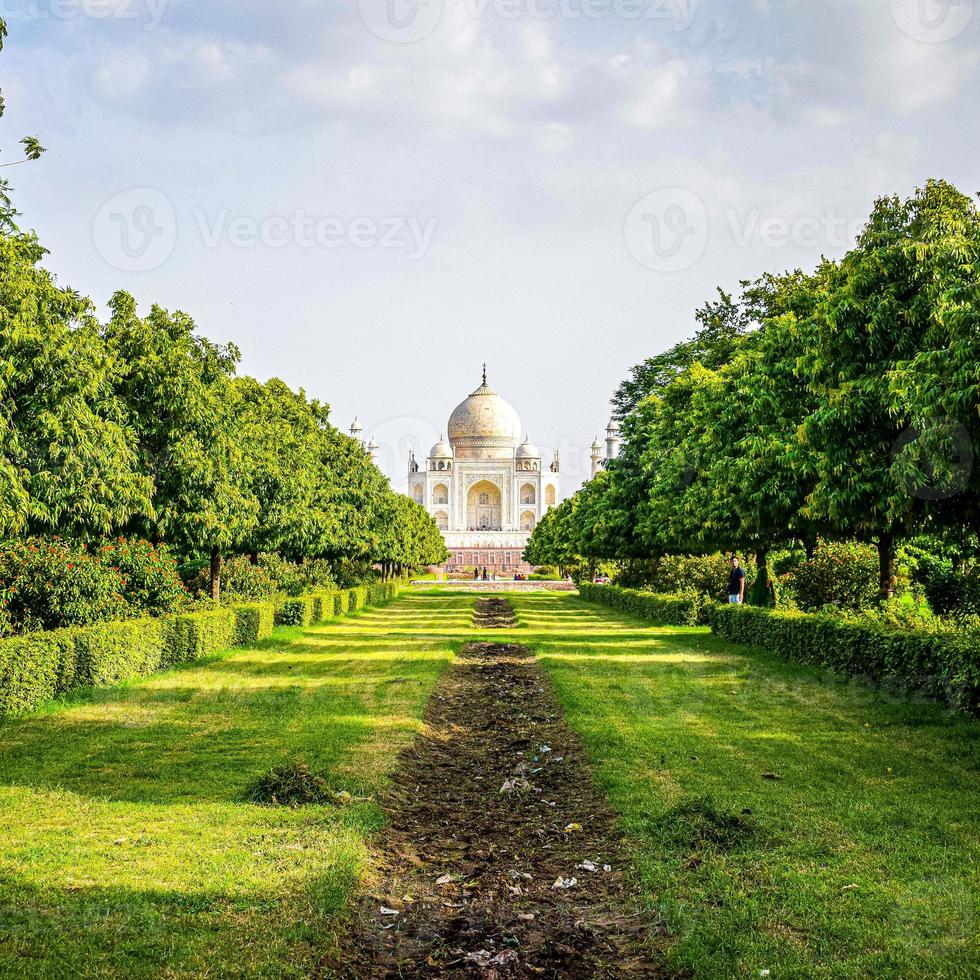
101, 293, 257, 600
0, 236, 152, 538
612, 287, 752, 418
799, 181, 978, 597
232, 377, 332, 561
524, 498, 579, 576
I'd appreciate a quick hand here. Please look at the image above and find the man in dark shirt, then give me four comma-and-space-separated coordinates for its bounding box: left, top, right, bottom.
728, 555, 746, 604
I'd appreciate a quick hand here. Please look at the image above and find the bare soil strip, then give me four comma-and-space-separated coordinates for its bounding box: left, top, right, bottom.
472, 597, 518, 629
323, 639, 671, 978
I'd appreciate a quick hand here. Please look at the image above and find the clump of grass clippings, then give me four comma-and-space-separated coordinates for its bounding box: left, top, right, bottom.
652, 795, 757, 851
247, 762, 332, 807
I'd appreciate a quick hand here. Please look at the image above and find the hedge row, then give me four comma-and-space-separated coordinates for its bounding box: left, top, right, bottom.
0, 582, 400, 718
578, 582, 702, 626
273, 582, 398, 627
707, 603, 980, 715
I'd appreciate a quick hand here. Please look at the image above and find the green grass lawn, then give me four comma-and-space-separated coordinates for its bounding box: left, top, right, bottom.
504, 592, 980, 978
0, 593, 473, 978
3, 588, 978, 978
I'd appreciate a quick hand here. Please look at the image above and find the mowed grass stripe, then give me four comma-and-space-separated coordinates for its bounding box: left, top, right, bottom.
509, 591, 980, 979
0, 593, 473, 979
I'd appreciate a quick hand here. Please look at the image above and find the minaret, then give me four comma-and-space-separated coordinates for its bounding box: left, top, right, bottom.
349, 417, 363, 443
590, 437, 603, 478
367, 437, 379, 465
605, 418, 621, 462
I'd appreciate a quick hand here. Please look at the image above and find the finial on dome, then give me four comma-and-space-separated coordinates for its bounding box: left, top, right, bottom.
482, 362, 487, 385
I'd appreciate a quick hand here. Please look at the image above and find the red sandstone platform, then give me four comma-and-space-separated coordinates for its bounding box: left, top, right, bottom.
409, 580, 576, 591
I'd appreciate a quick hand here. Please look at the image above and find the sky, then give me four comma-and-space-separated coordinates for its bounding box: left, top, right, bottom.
3, 0, 979, 494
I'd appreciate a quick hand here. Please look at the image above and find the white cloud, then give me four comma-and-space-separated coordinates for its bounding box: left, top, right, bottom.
616, 56, 703, 130
872, 33, 979, 112
93, 48, 151, 101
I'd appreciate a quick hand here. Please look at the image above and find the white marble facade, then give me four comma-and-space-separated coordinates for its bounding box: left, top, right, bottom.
407, 370, 560, 571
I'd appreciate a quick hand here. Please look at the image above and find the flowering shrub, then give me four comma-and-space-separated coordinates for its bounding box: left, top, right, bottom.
183, 554, 339, 600
0, 536, 186, 636
781, 540, 879, 612
96, 538, 187, 616
914, 553, 980, 616
261, 554, 338, 595
184, 555, 278, 600
0, 538, 128, 635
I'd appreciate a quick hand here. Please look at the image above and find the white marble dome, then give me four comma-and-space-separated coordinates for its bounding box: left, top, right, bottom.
448, 376, 522, 460
429, 436, 454, 459
516, 437, 539, 459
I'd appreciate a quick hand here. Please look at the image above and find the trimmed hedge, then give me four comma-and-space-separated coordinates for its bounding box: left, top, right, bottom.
231, 603, 275, 647
578, 582, 702, 627
273, 583, 399, 625
0, 611, 225, 717
276, 596, 314, 627
1, 583, 401, 719
75, 619, 165, 686
708, 603, 980, 715
309, 591, 333, 625
162, 609, 236, 665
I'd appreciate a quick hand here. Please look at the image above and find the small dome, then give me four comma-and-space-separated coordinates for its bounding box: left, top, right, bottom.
516, 436, 540, 459
429, 435, 454, 458
591, 437, 602, 451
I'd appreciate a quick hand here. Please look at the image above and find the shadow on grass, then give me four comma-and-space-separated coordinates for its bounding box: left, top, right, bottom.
0, 603, 456, 806
0, 865, 360, 978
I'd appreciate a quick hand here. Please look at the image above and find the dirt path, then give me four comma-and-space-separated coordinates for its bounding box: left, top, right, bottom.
472, 597, 518, 629
323, 600, 670, 978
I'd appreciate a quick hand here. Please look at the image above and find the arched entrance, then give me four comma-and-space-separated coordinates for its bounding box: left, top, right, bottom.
467, 480, 502, 530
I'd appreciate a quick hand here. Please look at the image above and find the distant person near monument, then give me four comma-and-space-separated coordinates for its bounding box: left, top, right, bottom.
728, 556, 746, 604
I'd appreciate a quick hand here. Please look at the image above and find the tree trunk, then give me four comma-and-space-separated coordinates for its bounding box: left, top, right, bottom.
804, 536, 816, 560
210, 546, 221, 603
248, 551, 259, 565
877, 533, 895, 601
755, 548, 769, 570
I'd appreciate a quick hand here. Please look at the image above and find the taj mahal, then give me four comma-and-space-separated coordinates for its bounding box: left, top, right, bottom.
392, 368, 619, 574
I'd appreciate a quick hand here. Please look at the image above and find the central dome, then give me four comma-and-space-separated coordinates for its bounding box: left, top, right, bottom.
448, 374, 522, 460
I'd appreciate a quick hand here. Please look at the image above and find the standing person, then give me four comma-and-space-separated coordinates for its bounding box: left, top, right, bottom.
728, 555, 746, 604
473, 567, 479, 581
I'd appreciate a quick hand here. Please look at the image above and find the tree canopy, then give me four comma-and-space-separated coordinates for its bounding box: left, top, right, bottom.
528, 180, 980, 598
